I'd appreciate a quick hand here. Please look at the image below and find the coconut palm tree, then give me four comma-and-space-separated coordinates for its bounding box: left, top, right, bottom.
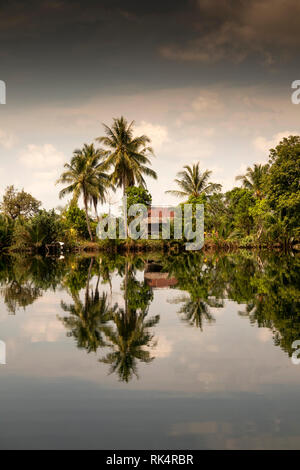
96, 116, 157, 195
166, 163, 221, 200
236, 163, 269, 199
57, 144, 109, 241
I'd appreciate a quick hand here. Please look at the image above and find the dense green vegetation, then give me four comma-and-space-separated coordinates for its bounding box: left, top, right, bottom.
0, 119, 299, 252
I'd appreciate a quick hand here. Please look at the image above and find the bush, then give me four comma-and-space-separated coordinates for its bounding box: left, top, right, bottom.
61, 206, 90, 240
11, 210, 62, 250
0, 214, 14, 248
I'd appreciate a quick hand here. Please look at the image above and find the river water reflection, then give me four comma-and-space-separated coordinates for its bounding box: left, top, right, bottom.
0, 251, 299, 449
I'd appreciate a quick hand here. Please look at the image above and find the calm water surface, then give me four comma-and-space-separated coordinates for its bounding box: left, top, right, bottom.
0, 252, 299, 449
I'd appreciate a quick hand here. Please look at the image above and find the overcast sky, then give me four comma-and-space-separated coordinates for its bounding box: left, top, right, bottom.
0, 0, 300, 210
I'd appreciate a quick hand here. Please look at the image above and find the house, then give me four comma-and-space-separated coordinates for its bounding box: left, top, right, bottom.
144, 261, 178, 289
146, 206, 175, 237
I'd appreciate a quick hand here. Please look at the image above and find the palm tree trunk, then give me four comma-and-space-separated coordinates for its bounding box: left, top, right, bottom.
84, 195, 94, 242
123, 175, 128, 238
124, 261, 128, 316
85, 258, 94, 306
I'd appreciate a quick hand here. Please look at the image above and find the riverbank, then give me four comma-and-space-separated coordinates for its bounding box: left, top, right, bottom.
3, 237, 299, 256
73, 238, 300, 254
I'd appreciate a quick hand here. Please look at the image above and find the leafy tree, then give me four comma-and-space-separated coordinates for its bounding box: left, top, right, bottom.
264, 136, 300, 243
225, 188, 255, 236
62, 206, 90, 240
11, 210, 61, 250
205, 193, 228, 232
0, 214, 14, 249
0, 185, 41, 220
126, 186, 152, 209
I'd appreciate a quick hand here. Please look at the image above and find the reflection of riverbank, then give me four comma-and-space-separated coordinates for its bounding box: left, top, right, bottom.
144, 272, 178, 288
144, 262, 177, 288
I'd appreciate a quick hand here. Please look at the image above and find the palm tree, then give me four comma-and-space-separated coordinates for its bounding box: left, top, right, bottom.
57, 144, 109, 241
166, 163, 221, 200
236, 163, 269, 199
96, 116, 157, 195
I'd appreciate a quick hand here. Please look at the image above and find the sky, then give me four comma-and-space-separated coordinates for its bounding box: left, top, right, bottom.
0, 0, 300, 211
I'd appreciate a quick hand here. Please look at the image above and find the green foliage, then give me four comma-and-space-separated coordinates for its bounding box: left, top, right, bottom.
225, 188, 255, 236
0, 185, 41, 220
126, 186, 152, 209
0, 215, 14, 248
62, 206, 90, 240
265, 136, 300, 239
11, 210, 62, 250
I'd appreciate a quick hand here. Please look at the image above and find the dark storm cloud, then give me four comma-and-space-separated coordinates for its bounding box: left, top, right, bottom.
160, 0, 300, 64
0, 0, 196, 103
1, 1, 300, 62
1, 0, 299, 106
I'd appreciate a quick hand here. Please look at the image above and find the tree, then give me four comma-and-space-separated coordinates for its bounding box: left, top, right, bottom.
225, 188, 255, 236
0, 185, 41, 220
12, 210, 62, 250
126, 186, 152, 209
166, 163, 221, 200
0, 214, 14, 248
264, 136, 300, 243
62, 206, 90, 240
96, 116, 157, 195
57, 143, 109, 241
236, 163, 269, 199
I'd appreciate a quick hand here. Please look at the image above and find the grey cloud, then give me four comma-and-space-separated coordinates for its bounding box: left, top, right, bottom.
160, 0, 300, 64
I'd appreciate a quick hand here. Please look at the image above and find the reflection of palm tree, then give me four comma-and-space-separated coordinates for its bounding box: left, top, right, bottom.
60, 289, 114, 353
164, 252, 224, 331
99, 309, 159, 382
100, 259, 159, 382
174, 295, 217, 331
59, 259, 115, 352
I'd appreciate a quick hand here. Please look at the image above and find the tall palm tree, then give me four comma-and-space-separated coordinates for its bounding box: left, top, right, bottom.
96, 116, 157, 195
57, 144, 109, 241
166, 163, 221, 199
236, 163, 269, 199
